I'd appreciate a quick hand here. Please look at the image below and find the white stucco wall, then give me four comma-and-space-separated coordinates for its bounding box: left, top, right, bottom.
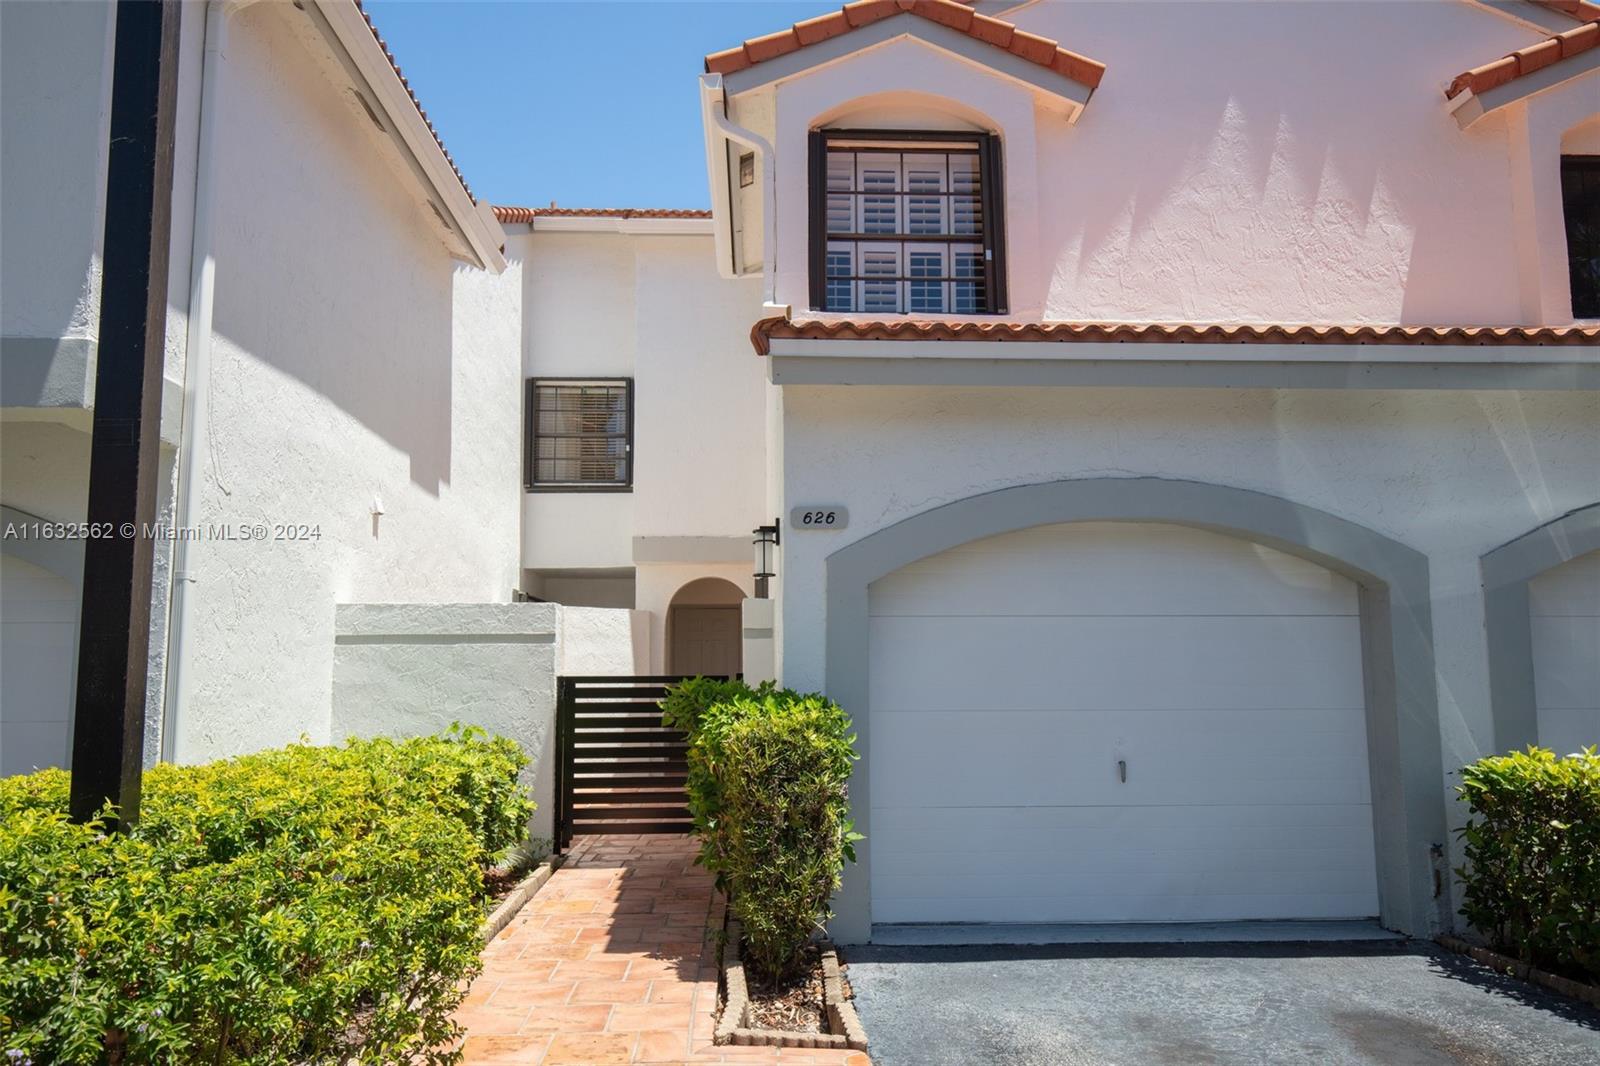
558, 606, 649, 676
754, 0, 1586, 324
331, 603, 559, 839
163, 4, 519, 761
0, 0, 113, 343
776, 384, 1600, 876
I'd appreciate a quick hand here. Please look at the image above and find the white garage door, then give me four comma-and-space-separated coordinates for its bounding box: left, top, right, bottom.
868, 521, 1380, 925
1, 553, 78, 777
1530, 550, 1600, 757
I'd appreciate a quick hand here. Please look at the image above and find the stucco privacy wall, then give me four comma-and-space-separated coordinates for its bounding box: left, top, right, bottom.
755, 0, 1555, 323
331, 604, 560, 840
165, 3, 519, 761
778, 385, 1600, 937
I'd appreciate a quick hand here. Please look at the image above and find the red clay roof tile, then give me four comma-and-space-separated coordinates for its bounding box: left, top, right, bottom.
749, 317, 1599, 355
491, 206, 712, 224
352, 0, 474, 202
1447, 3, 1600, 99
704, 0, 1104, 91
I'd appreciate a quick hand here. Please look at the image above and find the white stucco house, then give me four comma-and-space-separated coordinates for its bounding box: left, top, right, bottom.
3, 0, 1598, 945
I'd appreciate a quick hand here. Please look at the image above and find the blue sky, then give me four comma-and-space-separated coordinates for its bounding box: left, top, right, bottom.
366, 1, 840, 210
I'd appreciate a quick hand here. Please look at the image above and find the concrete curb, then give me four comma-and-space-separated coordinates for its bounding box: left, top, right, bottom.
1436, 935, 1600, 1008
716, 919, 870, 1051
479, 853, 565, 944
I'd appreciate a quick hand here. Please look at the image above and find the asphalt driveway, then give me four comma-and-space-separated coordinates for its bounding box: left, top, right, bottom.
844, 941, 1600, 1066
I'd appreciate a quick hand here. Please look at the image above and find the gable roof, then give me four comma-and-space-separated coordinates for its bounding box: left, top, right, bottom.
1447, 1, 1599, 99
704, 0, 1105, 92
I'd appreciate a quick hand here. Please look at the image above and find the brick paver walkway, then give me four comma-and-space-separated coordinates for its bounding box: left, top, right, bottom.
455, 835, 870, 1065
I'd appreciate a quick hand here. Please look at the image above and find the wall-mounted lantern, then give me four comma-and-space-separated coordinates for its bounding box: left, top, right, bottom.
752, 520, 780, 598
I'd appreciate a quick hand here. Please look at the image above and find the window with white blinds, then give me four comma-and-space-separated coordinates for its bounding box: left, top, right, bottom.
525, 379, 632, 491
810, 130, 1005, 315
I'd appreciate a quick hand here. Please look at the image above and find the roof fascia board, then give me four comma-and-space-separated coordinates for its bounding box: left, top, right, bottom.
767, 352, 1600, 390
1466, 0, 1585, 33
767, 336, 1599, 365
1453, 48, 1600, 125
308, 0, 505, 271
529, 216, 714, 235
720, 13, 1092, 112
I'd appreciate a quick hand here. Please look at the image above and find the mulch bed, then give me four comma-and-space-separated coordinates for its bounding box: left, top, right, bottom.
481, 866, 523, 911
744, 944, 828, 1032
715, 921, 869, 1050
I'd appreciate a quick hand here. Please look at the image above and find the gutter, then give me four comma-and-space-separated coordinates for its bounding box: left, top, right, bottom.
162, 0, 235, 762
699, 73, 783, 312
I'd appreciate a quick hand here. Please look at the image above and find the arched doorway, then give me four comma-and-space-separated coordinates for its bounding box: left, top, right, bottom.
822, 476, 1445, 941
667, 577, 744, 676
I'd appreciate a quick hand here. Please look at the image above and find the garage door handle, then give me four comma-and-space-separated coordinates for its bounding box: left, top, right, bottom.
1117, 759, 1127, 783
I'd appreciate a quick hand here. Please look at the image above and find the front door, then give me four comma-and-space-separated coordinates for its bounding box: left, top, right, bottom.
670, 606, 742, 677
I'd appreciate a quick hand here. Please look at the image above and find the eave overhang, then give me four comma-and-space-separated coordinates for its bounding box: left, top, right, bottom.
309, 0, 506, 271
707, 1, 1102, 117
753, 318, 1600, 390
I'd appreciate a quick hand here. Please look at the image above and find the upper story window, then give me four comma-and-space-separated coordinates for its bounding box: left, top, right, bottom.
1562, 156, 1599, 319
809, 130, 1007, 315
524, 379, 632, 492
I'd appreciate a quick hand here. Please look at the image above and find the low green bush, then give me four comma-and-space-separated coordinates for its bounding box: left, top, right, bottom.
0, 725, 533, 1064
664, 680, 858, 981
1455, 746, 1599, 982
661, 677, 774, 886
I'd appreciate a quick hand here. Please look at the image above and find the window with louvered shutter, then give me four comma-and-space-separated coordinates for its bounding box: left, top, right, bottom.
809, 129, 1007, 315
525, 379, 632, 491
1562, 156, 1600, 319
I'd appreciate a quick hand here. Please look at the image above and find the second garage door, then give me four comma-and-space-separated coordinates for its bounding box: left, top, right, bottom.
867, 521, 1380, 925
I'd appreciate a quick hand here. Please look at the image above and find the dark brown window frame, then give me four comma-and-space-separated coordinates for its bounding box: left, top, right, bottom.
808, 128, 1008, 315
1561, 155, 1600, 320
524, 377, 634, 493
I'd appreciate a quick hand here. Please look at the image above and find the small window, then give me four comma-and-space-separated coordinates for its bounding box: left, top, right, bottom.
1562, 156, 1600, 318
808, 129, 1007, 315
525, 379, 632, 492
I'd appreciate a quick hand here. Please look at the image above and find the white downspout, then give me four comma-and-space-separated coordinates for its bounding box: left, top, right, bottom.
161, 0, 231, 762
699, 73, 781, 312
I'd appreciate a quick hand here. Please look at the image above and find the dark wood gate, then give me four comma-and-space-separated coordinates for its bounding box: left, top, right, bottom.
554, 675, 721, 850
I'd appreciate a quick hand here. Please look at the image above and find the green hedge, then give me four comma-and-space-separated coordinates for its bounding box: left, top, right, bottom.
664, 680, 858, 980
1455, 747, 1599, 982
0, 726, 533, 1064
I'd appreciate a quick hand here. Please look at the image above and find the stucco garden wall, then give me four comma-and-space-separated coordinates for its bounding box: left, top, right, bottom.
331, 603, 647, 840
332, 603, 560, 839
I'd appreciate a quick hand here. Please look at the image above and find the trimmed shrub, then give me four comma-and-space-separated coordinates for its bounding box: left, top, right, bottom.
661, 677, 774, 888
664, 681, 858, 981
1455, 746, 1600, 982
0, 726, 533, 1064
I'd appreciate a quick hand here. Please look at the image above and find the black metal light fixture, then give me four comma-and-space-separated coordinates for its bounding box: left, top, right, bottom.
752, 520, 780, 598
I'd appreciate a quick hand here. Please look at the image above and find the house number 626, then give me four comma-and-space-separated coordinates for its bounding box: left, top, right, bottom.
790, 506, 849, 530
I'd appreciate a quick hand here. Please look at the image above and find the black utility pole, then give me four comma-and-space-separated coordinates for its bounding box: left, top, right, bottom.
69, 0, 184, 827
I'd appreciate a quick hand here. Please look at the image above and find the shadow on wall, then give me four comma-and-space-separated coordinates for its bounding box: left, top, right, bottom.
1034, 0, 1534, 324
205, 4, 454, 496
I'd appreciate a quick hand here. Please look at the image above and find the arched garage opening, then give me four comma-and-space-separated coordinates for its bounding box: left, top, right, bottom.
1482, 503, 1600, 755
825, 478, 1445, 942
667, 577, 744, 677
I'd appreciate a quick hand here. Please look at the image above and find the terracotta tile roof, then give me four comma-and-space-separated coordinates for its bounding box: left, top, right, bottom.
1535, 1, 1600, 21
1446, 2, 1600, 99
491, 206, 714, 224
351, 0, 474, 201
749, 316, 1600, 355
705, 0, 1105, 91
